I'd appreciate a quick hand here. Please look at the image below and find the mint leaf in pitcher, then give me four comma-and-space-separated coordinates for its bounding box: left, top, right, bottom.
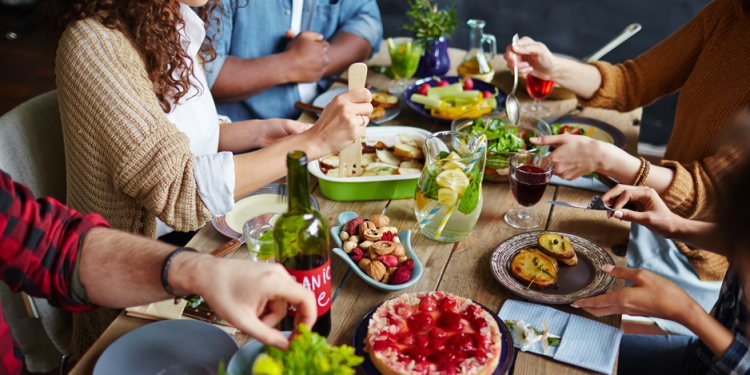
458, 179, 480, 214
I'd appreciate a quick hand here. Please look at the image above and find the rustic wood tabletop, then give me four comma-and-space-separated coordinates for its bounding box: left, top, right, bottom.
71, 45, 641, 375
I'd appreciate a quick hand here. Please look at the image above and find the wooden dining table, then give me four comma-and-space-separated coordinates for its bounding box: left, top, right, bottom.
71, 45, 642, 375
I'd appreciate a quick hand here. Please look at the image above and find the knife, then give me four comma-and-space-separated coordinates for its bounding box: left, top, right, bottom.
547, 196, 614, 212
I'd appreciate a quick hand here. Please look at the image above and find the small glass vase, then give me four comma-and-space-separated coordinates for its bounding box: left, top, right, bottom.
414, 36, 451, 77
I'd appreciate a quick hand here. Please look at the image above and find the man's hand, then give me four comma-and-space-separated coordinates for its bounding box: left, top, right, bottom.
572, 265, 700, 323
284, 30, 330, 83
255, 119, 313, 148
601, 185, 681, 238
183, 258, 317, 350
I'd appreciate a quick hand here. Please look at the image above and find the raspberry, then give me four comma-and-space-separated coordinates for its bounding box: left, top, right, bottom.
390, 266, 411, 285
403, 258, 415, 271
381, 231, 396, 242
350, 248, 363, 262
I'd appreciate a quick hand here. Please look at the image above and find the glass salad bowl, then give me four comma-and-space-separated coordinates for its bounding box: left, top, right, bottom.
451, 110, 552, 182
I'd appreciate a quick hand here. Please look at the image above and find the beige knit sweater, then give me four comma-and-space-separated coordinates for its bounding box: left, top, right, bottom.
56, 18, 213, 358
579, 0, 750, 280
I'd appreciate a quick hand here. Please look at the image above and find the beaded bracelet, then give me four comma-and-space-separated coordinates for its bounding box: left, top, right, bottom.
636, 159, 652, 186
161, 247, 198, 301
631, 157, 647, 186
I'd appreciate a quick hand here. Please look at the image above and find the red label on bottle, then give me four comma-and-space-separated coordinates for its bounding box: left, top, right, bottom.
285, 260, 331, 317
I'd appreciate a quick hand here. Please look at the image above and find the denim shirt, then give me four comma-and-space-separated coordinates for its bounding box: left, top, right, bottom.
204, 0, 383, 121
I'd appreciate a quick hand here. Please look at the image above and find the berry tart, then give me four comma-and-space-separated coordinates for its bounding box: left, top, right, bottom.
364, 291, 502, 375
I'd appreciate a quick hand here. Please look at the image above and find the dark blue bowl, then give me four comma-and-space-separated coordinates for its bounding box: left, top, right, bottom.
404, 76, 506, 125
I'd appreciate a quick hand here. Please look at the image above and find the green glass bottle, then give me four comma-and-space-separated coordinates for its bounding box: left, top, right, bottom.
274, 151, 331, 337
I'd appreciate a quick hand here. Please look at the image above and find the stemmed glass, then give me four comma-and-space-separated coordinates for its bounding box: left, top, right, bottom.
505, 153, 554, 229
387, 37, 423, 94
522, 75, 554, 118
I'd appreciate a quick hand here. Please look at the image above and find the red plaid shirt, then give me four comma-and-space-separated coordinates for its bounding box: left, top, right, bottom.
0, 170, 109, 374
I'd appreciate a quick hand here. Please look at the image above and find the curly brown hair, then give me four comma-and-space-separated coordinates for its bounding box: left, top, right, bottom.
47, 0, 225, 113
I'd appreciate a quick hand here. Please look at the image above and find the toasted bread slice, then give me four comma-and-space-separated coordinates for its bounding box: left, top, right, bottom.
538, 233, 576, 261
522, 247, 558, 271
372, 92, 399, 108
369, 106, 386, 120
511, 249, 557, 289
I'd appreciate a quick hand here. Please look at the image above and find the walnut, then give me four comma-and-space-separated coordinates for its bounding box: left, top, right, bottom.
392, 243, 405, 257
359, 221, 377, 237
343, 241, 357, 253
371, 241, 396, 256
358, 258, 371, 272
367, 260, 387, 282
362, 229, 383, 242
339, 231, 350, 241
349, 235, 360, 244
368, 250, 379, 260
359, 240, 373, 250
369, 214, 390, 229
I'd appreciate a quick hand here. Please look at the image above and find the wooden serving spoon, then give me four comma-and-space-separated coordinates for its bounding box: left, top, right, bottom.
338, 63, 368, 177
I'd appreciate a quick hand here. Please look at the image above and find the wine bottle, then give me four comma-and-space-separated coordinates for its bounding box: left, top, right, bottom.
274, 151, 332, 337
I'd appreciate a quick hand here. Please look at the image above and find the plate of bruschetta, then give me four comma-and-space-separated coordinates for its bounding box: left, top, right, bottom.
490, 231, 615, 304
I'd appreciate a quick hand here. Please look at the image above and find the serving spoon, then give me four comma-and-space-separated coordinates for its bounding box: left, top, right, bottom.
505, 34, 521, 127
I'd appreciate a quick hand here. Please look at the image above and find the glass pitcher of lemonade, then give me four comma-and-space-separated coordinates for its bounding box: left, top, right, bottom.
457, 19, 497, 83
415, 131, 487, 243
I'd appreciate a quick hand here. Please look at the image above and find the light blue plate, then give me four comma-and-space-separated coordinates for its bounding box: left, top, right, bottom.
227, 332, 292, 375
330, 211, 423, 291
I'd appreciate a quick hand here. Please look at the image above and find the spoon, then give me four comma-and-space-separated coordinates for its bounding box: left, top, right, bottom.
505, 33, 521, 127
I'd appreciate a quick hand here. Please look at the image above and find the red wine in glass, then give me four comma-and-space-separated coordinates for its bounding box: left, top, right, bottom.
509, 165, 549, 207
526, 75, 554, 100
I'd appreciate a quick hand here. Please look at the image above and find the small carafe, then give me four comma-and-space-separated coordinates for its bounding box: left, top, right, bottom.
457, 19, 497, 83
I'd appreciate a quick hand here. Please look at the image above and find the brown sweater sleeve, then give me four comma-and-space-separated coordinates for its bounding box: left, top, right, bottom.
576, 1, 716, 111
55, 19, 212, 231
660, 136, 748, 221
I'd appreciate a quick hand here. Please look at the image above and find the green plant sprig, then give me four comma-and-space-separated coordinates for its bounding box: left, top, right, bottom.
403, 0, 459, 43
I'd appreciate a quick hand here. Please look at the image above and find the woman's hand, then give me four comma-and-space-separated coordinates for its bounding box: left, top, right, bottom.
193, 259, 317, 350
572, 265, 700, 323
305, 88, 372, 157
529, 134, 620, 180
601, 184, 681, 238
503, 37, 559, 80
256, 119, 313, 148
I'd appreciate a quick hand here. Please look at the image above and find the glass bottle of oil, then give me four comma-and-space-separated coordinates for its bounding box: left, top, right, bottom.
457, 19, 497, 83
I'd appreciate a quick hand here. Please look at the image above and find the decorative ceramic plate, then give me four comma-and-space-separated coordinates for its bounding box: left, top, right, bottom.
93, 320, 238, 375
545, 114, 627, 149
352, 300, 514, 375
226, 332, 292, 375
403, 76, 505, 125
331, 211, 422, 292
313, 87, 402, 124
211, 183, 319, 239
491, 231, 615, 304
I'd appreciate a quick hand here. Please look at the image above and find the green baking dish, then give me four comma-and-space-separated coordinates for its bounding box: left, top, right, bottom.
308, 126, 432, 201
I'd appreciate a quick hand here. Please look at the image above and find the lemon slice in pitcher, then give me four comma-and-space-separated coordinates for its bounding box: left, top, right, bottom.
438, 188, 459, 206
436, 169, 470, 195
442, 159, 467, 171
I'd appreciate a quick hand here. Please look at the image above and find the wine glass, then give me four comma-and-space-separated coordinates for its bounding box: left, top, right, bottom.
243, 213, 279, 262
522, 75, 554, 117
387, 37, 423, 95
505, 153, 554, 229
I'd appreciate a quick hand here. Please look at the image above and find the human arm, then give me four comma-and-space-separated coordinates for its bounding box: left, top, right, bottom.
229, 88, 372, 199
503, 1, 708, 109
601, 184, 727, 256
79, 228, 316, 349
324, 31, 373, 76
572, 265, 734, 358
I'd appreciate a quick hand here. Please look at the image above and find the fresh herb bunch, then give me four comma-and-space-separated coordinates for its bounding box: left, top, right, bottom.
403, 0, 459, 43
252, 324, 363, 375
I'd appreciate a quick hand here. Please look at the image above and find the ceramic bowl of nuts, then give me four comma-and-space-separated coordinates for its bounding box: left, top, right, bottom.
331, 211, 423, 291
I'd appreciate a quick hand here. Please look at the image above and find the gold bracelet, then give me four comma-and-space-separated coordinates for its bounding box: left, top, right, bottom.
636, 160, 651, 186
631, 157, 647, 186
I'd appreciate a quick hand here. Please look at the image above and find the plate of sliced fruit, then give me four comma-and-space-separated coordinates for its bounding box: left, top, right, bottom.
405, 76, 505, 124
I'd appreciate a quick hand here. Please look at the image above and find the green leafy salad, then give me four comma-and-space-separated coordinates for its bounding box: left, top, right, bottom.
251, 324, 363, 375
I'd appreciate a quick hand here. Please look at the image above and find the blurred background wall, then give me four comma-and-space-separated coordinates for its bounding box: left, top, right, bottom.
1, 0, 712, 149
